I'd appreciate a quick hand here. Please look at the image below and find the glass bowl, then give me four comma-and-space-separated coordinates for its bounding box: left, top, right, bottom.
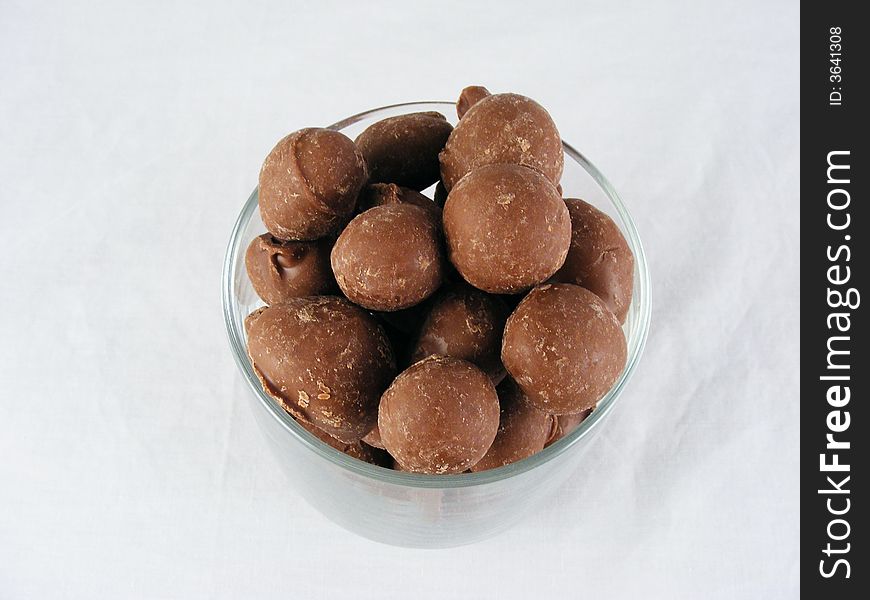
222, 101, 651, 548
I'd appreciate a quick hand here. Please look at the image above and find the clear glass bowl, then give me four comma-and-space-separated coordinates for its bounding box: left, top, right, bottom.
222, 101, 651, 548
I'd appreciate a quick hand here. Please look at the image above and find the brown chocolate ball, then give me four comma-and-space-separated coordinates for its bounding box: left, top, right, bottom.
443, 164, 571, 294
410, 284, 509, 384
470, 378, 554, 472
545, 407, 594, 447
258, 128, 367, 241
245, 234, 336, 304
456, 85, 491, 119
553, 198, 635, 323
439, 93, 563, 191
331, 204, 445, 311
502, 284, 627, 415
357, 183, 441, 222
355, 112, 453, 191
246, 297, 396, 443
379, 356, 499, 474
296, 418, 390, 466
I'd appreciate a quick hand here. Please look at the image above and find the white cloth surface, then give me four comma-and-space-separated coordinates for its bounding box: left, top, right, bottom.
0, 1, 799, 598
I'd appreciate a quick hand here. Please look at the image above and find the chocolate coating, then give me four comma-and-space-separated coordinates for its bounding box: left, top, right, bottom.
331, 204, 445, 311
439, 93, 563, 190
553, 198, 635, 323
355, 112, 453, 191
443, 164, 571, 294
410, 284, 509, 384
456, 85, 491, 119
246, 297, 396, 443
470, 378, 554, 471
502, 284, 627, 414
258, 128, 367, 240
297, 418, 390, 466
245, 234, 336, 304
545, 407, 594, 447
379, 356, 499, 474
357, 183, 441, 222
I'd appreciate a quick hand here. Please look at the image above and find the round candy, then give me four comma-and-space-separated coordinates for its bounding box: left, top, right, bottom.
470, 378, 554, 472
456, 85, 491, 119
244, 234, 336, 304
357, 183, 441, 222
296, 418, 390, 466
258, 128, 367, 241
355, 112, 453, 191
439, 93, 563, 190
379, 356, 500, 474
545, 407, 594, 447
331, 204, 445, 311
553, 198, 635, 323
410, 284, 509, 384
502, 284, 627, 414
442, 164, 570, 294
246, 297, 396, 442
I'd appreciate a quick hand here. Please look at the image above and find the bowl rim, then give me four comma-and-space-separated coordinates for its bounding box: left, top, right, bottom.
222, 101, 652, 489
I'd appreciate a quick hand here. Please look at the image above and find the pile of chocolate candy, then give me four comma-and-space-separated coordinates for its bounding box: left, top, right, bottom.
244, 86, 633, 474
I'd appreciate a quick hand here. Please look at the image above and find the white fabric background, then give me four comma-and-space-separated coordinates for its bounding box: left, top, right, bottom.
0, 1, 799, 598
